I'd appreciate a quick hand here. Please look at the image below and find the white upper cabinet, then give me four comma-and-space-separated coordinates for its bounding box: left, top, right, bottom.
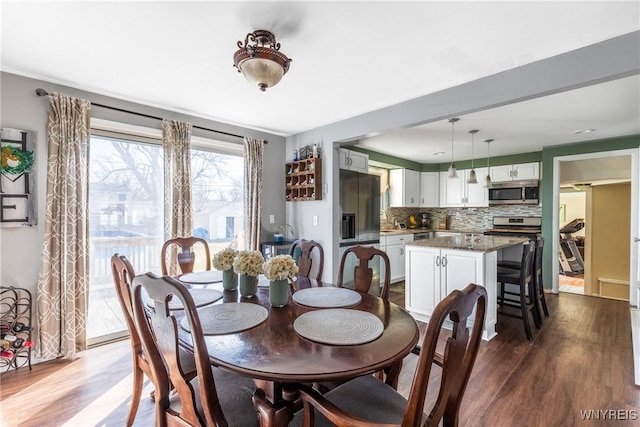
490, 162, 539, 182
389, 169, 420, 207
420, 172, 440, 207
339, 148, 369, 173
439, 168, 488, 207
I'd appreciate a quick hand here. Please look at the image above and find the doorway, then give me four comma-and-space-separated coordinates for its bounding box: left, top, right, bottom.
552, 148, 639, 306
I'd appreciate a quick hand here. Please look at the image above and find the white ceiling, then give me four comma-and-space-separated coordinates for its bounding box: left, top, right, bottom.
1, 1, 639, 163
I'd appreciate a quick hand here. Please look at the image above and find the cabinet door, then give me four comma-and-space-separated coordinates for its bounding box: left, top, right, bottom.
489, 165, 514, 182
440, 171, 464, 207
464, 167, 488, 207
406, 247, 441, 316
513, 162, 539, 180
406, 169, 420, 207
420, 172, 439, 207
387, 244, 405, 283
339, 148, 350, 170
348, 150, 369, 173
389, 169, 404, 207
441, 250, 481, 296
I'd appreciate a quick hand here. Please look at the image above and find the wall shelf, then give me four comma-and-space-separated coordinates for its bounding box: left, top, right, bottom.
285, 158, 322, 202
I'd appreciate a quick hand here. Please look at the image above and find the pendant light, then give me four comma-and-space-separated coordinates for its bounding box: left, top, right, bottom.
467, 129, 479, 184
484, 139, 494, 189
447, 118, 459, 179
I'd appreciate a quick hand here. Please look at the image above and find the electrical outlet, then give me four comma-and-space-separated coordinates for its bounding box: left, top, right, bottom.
313, 215, 318, 226
269, 214, 275, 224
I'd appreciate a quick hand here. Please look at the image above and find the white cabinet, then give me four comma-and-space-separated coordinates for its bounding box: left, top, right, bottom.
405, 244, 498, 340
490, 162, 539, 182
420, 172, 440, 207
439, 168, 488, 207
389, 169, 420, 207
381, 233, 414, 284
339, 148, 369, 173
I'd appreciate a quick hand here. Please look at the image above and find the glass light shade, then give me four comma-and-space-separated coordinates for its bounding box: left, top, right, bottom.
467, 169, 478, 184
485, 175, 493, 188
239, 58, 285, 91
447, 163, 458, 178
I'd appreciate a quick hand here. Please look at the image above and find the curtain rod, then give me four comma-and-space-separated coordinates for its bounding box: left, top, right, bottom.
35, 88, 267, 144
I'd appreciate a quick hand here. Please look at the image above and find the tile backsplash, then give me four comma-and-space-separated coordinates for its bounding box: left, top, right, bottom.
384, 206, 542, 232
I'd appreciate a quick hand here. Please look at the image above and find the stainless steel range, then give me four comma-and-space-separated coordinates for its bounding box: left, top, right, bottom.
484, 216, 542, 240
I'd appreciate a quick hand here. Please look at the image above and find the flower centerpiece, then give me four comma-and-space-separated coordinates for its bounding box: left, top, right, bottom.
262, 254, 299, 307
233, 250, 264, 297
213, 248, 238, 290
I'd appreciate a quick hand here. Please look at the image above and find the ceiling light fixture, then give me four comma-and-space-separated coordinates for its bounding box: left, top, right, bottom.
484, 139, 494, 189
447, 118, 460, 179
572, 128, 596, 134
233, 30, 292, 91
467, 129, 479, 184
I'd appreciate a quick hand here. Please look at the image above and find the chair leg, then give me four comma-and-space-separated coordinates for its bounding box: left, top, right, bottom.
520, 284, 533, 341
127, 363, 144, 427
529, 282, 543, 329
538, 280, 549, 316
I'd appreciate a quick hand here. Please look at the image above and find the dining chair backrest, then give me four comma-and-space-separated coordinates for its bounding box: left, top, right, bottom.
289, 239, 324, 281
287, 284, 487, 427
405, 284, 487, 426
161, 236, 211, 276
131, 273, 230, 426
337, 245, 391, 300
110, 254, 153, 427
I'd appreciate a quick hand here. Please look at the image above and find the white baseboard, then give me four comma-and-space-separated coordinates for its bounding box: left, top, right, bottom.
631, 308, 640, 386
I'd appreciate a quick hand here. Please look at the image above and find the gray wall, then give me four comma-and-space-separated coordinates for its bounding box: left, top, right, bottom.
0, 72, 285, 297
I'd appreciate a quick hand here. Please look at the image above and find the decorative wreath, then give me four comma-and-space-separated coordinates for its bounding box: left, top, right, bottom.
0, 146, 34, 175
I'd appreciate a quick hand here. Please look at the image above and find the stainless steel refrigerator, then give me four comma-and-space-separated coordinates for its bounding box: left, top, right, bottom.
339, 170, 381, 289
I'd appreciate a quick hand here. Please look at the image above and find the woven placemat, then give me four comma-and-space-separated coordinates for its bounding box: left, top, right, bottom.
292, 287, 362, 308
179, 271, 223, 284
180, 302, 268, 335
293, 309, 383, 345
146, 288, 223, 310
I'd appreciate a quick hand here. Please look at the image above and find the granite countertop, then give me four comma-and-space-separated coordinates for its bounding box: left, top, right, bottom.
405, 235, 529, 252
380, 228, 483, 235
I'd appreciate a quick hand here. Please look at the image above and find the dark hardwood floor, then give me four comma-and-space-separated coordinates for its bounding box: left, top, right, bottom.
1, 291, 638, 426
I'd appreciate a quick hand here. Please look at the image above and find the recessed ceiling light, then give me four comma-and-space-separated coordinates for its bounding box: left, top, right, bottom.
433, 151, 446, 155
573, 128, 596, 134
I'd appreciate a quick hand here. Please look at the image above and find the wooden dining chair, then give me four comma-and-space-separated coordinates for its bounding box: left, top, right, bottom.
160, 236, 211, 276
131, 273, 259, 427
284, 283, 487, 427
289, 239, 324, 281
337, 245, 391, 300
111, 254, 198, 426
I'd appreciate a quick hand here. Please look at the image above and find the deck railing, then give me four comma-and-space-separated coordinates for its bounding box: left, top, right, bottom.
90, 236, 163, 287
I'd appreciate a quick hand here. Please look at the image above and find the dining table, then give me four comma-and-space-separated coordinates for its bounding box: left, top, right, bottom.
175, 272, 420, 427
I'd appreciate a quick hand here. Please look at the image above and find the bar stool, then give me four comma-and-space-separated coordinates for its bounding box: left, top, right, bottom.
497, 242, 537, 340
498, 238, 548, 324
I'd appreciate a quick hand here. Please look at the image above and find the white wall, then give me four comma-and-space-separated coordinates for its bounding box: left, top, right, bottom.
0, 72, 285, 297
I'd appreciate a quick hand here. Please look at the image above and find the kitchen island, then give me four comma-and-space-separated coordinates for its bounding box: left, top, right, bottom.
405, 235, 529, 340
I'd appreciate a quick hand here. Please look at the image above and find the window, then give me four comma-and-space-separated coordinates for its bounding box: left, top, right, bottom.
87, 124, 243, 344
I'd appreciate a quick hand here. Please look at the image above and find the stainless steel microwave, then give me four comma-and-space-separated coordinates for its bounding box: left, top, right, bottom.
488, 180, 539, 205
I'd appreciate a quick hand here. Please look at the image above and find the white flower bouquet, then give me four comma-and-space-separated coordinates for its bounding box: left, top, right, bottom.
212, 248, 238, 271
262, 254, 299, 281
232, 250, 264, 276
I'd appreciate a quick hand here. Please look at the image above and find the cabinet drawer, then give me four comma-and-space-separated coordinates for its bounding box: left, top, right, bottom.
385, 233, 414, 246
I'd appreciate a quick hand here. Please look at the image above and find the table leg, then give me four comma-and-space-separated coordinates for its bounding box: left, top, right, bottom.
252, 380, 295, 427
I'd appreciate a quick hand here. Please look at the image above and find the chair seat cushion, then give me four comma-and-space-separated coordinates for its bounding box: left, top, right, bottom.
290, 375, 424, 426
497, 260, 521, 270
171, 367, 258, 426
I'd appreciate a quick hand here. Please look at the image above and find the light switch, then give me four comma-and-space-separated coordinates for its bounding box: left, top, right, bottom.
313, 215, 318, 226
269, 214, 275, 224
